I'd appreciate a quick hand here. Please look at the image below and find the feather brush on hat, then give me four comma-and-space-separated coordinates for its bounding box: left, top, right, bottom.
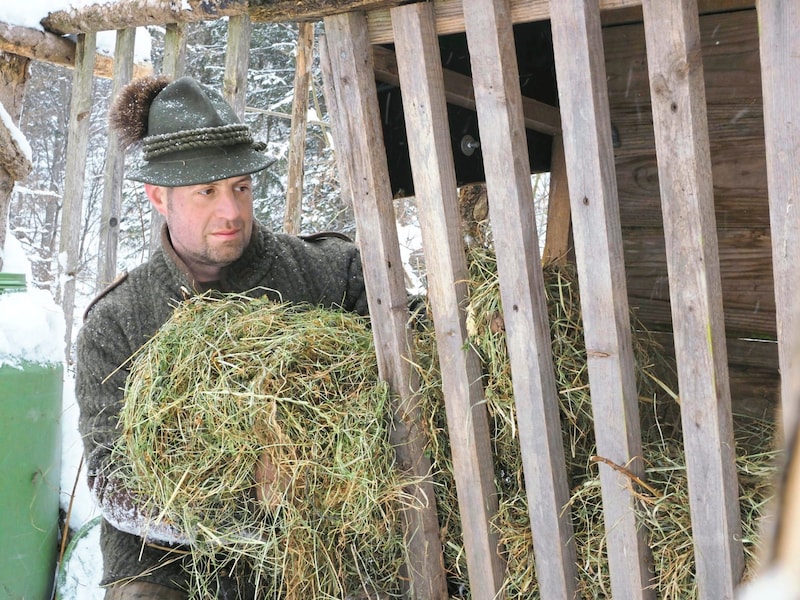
109, 75, 172, 149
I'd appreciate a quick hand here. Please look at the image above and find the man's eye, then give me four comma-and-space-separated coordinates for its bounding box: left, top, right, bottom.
197, 188, 214, 197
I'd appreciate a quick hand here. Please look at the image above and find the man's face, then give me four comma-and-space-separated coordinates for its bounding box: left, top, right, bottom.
146, 174, 255, 282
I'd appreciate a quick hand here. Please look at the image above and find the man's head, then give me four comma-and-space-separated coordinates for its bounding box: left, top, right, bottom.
109, 76, 273, 186
110, 76, 272, 281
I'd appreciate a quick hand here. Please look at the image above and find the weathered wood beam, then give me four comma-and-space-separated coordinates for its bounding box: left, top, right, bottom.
41, 0, 406, 33
642, 0, 744, 594
549, 0, 654, 597
249, 0, 404, 23
97, 28, 135, 291
0, 21, 151, 79
372, 45, 561, 136
41, 0, 247, 36
758, 0, 800, 433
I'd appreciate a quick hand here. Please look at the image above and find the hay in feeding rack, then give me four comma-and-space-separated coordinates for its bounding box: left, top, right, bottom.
114, 295, 413, 599
415, 245, 778, 598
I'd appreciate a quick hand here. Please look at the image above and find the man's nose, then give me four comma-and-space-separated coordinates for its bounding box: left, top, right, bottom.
215, 188, 241, 220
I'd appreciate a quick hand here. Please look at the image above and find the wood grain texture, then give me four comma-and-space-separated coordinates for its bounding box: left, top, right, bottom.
641, 0, 744, 594
549, 1, 654, 598
757, 0, 800, 431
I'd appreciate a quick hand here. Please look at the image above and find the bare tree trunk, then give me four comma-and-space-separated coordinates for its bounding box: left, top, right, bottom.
0, 52, 31, 272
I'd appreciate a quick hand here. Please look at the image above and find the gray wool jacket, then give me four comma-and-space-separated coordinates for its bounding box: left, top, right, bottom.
75, 221, 368, 595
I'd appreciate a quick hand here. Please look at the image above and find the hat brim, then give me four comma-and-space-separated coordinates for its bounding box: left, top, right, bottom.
127, 144, 276, 187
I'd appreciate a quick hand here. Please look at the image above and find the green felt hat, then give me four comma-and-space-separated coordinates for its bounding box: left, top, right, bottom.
127, 77, 274, 186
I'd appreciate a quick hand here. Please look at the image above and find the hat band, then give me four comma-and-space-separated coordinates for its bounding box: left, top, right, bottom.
142, 123, 254, 160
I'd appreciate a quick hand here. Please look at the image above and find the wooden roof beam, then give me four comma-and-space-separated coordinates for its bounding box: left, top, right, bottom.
39, 0, 406, 35
0, 21, 152, 79
372, 45, 561, 136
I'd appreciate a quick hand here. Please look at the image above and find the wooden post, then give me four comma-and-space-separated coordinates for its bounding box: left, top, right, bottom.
223, 14, 251, 119
97, 28, 135, 290
460, 0, 579, 597
149, 22, 186, 256
641, 1, 744, 596
320, 13, 447, 600
283, 22, 314, 235
60, 32, 96, 359
392, 3, 508, 599
548, 1, 654, 598
757, 1, 800, 433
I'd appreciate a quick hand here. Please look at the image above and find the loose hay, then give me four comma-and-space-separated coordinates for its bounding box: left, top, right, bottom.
114, 296, 412, 599
416, 245, 779, 598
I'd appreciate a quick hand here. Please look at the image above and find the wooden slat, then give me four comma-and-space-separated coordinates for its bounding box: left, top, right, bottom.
548, 1, 654, 598
757, 0, 800, 430
390, 4, 505, 598
59, 32, 96, 356
372, 45, 561, 136
97, 28, 135, 290
641, 0, 744, 595
543, 135, 571, 264
283, 22, 314, 235
319, 13, 447, 599
460, 0, 578, 597
148, 22, 186, 257
223, 14, 252, 118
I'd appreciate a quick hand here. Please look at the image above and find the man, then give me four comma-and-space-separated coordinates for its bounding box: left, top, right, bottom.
76, 76, 368, 599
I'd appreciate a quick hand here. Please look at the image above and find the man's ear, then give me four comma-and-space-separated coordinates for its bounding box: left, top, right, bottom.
145, 184, 168, 217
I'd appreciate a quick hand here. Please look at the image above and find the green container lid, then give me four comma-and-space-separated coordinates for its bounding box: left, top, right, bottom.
0, 272, 27, 294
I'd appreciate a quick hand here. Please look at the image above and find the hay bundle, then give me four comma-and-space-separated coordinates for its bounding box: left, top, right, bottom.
114, 296, 410, 599
417, 246, 778, 598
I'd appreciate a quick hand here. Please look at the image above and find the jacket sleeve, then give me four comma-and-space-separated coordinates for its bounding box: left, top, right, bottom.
75, 306, 190, 546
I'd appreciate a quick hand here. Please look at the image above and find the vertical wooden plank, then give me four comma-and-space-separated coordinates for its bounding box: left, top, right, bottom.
543, 135, 571, 265
320, 14, 447, 600
391, 4, 507, 599
97, 27, 135, 290
460, 1, 579, 598
60, 32, 96, 357
641, 1, 744, 597
548, 2, 654, 599
224, 14, 251, 119
149, 22, 186, 256
757, 1, 800, 433
283, 22, 314, 235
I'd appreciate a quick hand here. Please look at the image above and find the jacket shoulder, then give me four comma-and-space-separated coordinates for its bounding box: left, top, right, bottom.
82, 271, 129, 321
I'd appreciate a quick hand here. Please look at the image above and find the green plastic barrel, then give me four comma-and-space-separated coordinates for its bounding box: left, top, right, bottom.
0, 273, 63, 599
